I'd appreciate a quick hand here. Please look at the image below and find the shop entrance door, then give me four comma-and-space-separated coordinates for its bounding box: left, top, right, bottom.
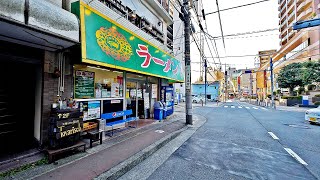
0, 61, 37, 156
126, 80, 147, 119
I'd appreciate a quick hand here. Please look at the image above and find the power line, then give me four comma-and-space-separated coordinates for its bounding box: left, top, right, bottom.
206, 0, 271, 15
211, 28, 279, 39
215, 0, 226, 50
191, 47, 320, 60
202, 8, 221, 65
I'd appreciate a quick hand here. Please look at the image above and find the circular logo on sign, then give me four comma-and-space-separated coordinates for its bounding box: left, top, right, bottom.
96, 27, 133, 62
112, 112, 116, 117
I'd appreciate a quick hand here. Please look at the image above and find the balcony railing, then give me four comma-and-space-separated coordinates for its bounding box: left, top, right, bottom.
157, 0, 169, 13
297, 7, 313, 21
98, 0, 166, 45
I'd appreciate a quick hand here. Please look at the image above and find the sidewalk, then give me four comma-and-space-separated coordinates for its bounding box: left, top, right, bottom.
3, 112, 188, 180
244, 100, 312, 112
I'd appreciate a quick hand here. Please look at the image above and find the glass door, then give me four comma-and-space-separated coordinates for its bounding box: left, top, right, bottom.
126, 81, 138, 118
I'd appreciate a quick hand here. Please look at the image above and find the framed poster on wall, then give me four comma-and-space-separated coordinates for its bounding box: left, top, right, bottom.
81, 100, 101, 121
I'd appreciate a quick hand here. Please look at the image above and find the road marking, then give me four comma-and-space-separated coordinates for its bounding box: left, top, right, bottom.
268, 132, 279, 140
284, 148, 308, 165
155, 130, 165, 133
253, 107, 258, 110
238, 106, 243, 109
231, 106, 235, 108
261, 107, 267, 110
245, 107, 250, 109
224, 106, 228, 108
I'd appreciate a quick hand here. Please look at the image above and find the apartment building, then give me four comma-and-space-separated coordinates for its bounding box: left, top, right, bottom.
257, 0, 320, 99
272, 0, 320, 73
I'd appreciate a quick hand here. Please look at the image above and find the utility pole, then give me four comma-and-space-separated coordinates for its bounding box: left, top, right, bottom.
250, 73, 253, 97
183, 0, 192, 125
224, 63, 227, 102
270, 57, 275, 109
204, 59, 207, 105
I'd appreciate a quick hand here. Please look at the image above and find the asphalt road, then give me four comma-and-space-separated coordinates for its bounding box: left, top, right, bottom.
147, 101, 320, 180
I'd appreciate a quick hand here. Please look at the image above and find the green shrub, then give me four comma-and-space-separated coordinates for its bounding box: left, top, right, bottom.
315, 94, 320, 97
314, 101, 320, 106
281, 96, 302, 100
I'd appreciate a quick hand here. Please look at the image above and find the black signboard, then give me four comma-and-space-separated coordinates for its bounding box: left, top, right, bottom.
75, 70, 95, 99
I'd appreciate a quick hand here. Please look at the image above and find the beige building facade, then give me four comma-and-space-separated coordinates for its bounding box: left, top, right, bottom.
259, 0, 320, 97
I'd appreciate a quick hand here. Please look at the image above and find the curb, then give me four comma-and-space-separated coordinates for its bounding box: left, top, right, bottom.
94, 126, 188, 180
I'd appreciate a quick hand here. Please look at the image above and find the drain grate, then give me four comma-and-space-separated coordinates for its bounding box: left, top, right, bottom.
284, 124, 310, 129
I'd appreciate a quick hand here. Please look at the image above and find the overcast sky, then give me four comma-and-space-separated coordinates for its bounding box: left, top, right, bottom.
190, 0, 279, 82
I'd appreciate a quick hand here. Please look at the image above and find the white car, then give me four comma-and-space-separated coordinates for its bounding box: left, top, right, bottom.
192, 96, 204, 103
305, 106, 320, 124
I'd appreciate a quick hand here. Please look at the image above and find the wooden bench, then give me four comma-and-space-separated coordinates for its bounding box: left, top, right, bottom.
46, 141, 86, 163
101, 109, 137, 136
87, 129, 103, 148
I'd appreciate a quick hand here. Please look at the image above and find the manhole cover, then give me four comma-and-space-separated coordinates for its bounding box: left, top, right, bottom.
284, 124, 310, 129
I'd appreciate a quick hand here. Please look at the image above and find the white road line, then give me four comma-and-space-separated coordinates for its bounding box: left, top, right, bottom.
284, 148, 308, 165
224, 106, 228, 108
268, 132, 279, 140
261, 107, 267, 110
238, 106, 243, 109
231, 106, 235, 108
253, 107, 258, 110
245, 107, 250, 109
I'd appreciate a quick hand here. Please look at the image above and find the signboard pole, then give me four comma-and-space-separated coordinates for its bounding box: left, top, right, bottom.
183, 0, 192, 125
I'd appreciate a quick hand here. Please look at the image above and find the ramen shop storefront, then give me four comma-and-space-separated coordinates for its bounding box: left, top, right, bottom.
71, 1, 184, 127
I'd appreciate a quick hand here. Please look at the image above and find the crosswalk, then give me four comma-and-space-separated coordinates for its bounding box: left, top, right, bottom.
222, 105, 268, 110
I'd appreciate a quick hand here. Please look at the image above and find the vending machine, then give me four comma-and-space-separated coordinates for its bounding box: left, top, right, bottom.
160, 85, 174, 117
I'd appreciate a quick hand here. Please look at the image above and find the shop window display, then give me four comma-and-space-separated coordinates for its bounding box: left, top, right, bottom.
74, 65, 123, 99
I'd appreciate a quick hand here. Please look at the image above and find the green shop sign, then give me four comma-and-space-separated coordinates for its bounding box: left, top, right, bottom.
72, 1, 184, 82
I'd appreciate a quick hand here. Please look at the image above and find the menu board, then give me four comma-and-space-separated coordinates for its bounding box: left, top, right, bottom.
111, 82, 120, 97
75, 70, 95, 99
144, 92, 150, 109
152, 84, 158, 98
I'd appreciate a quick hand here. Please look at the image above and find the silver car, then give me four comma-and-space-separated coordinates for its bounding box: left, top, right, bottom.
305, 106, 320, 124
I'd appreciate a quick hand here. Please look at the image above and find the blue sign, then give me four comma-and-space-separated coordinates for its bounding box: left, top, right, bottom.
293, 18, 320, 30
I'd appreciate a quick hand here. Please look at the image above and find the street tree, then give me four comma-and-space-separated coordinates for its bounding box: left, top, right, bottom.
277, 63, 304, 95
302, 60, 320, 86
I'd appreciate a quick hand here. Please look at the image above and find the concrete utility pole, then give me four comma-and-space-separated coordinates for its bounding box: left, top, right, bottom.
270, 57, 275, 109
224, 63, 227, 102
250, 73, 253, 97
183, 0, 192, 125
204, 60, 207, 105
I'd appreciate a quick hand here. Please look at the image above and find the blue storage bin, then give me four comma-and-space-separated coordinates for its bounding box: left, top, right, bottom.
154, 108, 163, 120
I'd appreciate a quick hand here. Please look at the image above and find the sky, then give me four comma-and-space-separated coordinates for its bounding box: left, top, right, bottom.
190, 0, 280, 82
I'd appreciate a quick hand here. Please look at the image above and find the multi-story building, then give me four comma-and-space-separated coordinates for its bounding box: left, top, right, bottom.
238, 69, 257, 97
0, 0, 185, 160
259, 0, 319, 98
256, 50, 276, 100
274, 0, 320, 70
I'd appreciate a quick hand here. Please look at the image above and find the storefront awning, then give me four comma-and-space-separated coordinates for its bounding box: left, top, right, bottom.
0, 0, 79, 51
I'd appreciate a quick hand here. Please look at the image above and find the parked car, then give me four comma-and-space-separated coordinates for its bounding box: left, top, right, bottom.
239, 97, 246, 102
192, 95, 204, 103
305, 106, 320, 124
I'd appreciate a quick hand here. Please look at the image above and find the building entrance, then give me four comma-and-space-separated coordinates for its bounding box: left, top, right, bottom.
0, 60, 38, 156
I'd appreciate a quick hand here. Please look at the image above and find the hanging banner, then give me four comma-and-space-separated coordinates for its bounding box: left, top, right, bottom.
71, 1, 184, 82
